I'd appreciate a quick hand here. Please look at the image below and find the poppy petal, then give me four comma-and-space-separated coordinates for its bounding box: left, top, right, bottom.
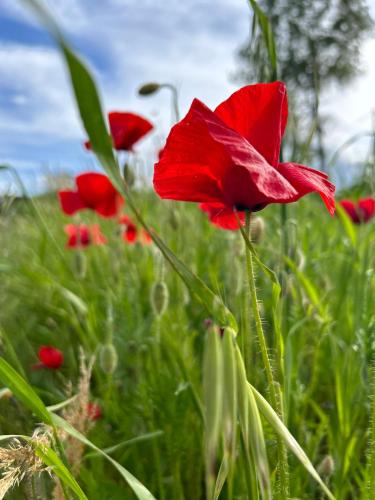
153, 100, 229, 203
109, 112, 153, 151
189, 99, 298, 209
38, 346, 64, 369
76, 172, 123, 217
278, 162, 336, 215
64, 224, 91, 248
358, 197, 375, 222
90, 224, 107, 245
58, 190, 85, 215
340, 200, 359, 223
214, 82, 288, 167
200, 203, 245, 230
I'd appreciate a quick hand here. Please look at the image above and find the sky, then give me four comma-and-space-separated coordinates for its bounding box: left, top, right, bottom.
0, 0, 374, 195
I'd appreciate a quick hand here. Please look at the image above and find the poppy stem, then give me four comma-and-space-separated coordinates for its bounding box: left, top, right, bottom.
244, 211, 290, 497
244, 212, 276, 405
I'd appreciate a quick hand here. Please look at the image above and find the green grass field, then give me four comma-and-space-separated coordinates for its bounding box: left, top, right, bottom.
1, 1, 375, 498
0, 185, 374, 498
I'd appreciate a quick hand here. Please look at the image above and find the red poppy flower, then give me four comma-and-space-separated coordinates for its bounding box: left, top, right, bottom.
340, 198, 375, 224
59, 172, 124, 218
153, 82, 335, 215
38, 346, 64, 369
85, 112, 153, 151
64, 224, 107, 249
87, 402, 102, 421
119, 215, 138, 243
141, 229, 153, 245
200, 202, 246, 230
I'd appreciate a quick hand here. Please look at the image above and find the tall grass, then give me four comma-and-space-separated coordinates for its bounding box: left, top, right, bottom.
0, 0, 374, 498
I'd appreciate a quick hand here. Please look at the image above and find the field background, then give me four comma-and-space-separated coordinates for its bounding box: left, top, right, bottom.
1, 0, 375, 498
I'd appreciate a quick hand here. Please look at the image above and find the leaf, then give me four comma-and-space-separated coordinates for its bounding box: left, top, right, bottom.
52, 414, 157, 500
222, 328, 237, 456
247, 0, 278, 76
34, 444, 88, 499
21, 0, 238, 332
84, 431, 164, 459
236, 347, 271, 498
0, 327, 27, 379
0, 358, 52, 425
203, 328, 224, 498
0, 433, 87, 499
250, 383, 335, 500
238, 220, 279, 285
335, 202, 357, 247
284, 256, 328, 320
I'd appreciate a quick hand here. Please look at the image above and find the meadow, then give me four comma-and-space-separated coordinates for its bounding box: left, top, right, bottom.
0, 1, 375, 499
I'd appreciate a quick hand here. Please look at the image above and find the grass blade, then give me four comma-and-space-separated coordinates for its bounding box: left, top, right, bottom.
52, 413, 157, 500
250, 383, 335, 500
0, 358, 52, 425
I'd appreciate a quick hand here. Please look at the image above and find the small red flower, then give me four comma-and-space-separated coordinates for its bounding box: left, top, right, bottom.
64, 224, 107, 249
87, 402, 102, 421
119, 215, 138, 243
340, 198, 375, 224
200, 202, 246, 230
38, 346, 64, 369
59, 172, 124, 218
153, 82, 335, 216
141, 229, 153, 245
85, 112, 153, 151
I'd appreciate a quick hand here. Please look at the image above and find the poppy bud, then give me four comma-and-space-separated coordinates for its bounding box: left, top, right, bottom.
0, 388, 12, 399
138, 82, 161, 96
74, 252, 87, 279
123, 163, 135, 188
317, 455, 335, 477
250, 216, 265, 244
99, 343, 118, 374
151, 281, 169, 316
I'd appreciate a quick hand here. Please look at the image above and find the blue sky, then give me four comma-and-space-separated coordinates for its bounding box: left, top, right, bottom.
0, 0, 374, 194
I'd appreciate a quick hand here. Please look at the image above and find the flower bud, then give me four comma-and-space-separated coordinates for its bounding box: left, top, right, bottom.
74, 252, 87, 279
250, 216, 265, 244
138, 82, 161, 96
99, 343, 118, 374
151, 281, 169, 316
0, 388, 12, 399
317, 455, 335, 477
123, 163, 135, 188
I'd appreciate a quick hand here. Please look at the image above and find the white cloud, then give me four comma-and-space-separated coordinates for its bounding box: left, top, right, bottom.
0, 42, 81, 139
321, 38, 375, 165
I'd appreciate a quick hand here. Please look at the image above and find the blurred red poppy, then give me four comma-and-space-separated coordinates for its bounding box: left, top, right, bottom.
119, 215, 138, 243
59, 172, 124, 218
340, 198, 375, 224
85, 112, 153, 151
64, 224, 107, 249
141, 229, 153, 245
38, 346, 63, 369
153, 82, 335, 215
87, 402, 102, 421
200, 202, 246, 230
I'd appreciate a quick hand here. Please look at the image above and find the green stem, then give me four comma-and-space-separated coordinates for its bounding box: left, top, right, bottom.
244, 211, 289, 498
244, 212, 277, 407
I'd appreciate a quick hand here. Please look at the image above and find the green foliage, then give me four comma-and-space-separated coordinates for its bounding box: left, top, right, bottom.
0, 1, 373, 499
